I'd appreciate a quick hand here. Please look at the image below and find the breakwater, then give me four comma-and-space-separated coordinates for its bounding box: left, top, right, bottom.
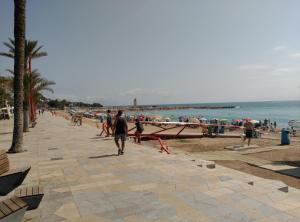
125, 105, 236, 111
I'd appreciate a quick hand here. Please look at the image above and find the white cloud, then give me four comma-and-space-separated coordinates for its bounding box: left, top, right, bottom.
273, 67, 299, 73
290, 52, 300, 58
237, 64, 271, 71
238, 63, 300, 77
273, 45, 287, 51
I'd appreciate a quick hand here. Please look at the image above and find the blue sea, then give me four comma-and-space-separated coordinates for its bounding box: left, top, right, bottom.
131, 100, 300, 128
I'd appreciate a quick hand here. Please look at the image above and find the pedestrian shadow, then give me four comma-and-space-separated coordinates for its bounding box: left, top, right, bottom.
90, 137, 112, 141
88, 154, 118, 159
90, 136, 102, 140
0, 132, 13, 136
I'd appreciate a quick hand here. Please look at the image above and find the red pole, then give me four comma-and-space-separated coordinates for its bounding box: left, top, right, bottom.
28, 58, 35, 122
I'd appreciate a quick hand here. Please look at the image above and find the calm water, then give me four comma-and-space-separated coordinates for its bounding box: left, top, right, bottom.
131, 100, 300, 128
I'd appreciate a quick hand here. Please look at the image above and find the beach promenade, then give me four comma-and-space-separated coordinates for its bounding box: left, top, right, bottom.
1, 113, 300, 222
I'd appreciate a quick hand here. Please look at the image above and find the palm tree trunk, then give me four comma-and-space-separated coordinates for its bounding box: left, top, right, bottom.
9, 0, 26, 153
23, 101, 29, 132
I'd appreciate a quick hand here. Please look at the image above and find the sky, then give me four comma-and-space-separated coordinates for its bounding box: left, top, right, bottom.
0, 0, 300, 105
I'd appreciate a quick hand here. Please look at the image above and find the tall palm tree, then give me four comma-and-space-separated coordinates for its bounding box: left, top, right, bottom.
27, 41, 47, 125
29, 69, 55, 117
9, 0, 26, 153
6, 68, 55, 125
0, 39, 47, 132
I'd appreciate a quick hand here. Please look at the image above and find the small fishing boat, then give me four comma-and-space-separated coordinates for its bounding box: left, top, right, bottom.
288, 120, 300, 129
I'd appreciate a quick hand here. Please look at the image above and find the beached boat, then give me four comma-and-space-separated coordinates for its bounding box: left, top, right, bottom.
288, 120, 300, 129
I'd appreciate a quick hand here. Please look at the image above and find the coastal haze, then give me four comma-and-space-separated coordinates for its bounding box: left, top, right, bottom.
1, 0, 300, 105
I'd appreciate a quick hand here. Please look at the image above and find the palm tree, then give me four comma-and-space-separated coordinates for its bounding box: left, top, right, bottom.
6, 68, 55, 125
29, 69, 55, 117
9, 0, 26, 153
0, 39, 47, 132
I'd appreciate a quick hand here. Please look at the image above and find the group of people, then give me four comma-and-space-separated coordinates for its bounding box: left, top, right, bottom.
105, 110, 144, 156
38, 108, 45, 115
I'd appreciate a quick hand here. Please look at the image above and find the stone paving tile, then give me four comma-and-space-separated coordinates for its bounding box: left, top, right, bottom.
257, 212, 299, 222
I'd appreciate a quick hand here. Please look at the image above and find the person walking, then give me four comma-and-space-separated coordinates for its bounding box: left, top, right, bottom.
112, 110, 128, 155
99, 115, 103, 123
106, 110, 113, 137
243, 120, 254, 146
134, 118, 144, 144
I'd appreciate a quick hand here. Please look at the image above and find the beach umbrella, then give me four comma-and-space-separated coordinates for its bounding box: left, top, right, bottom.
233, 119, 242, 122
220, 119, 228, 122
150, 115, 161, 119
250, 120, 259, 124
200, 117, 208, 121
190, 117, 200, 123
165, 117, 171, 122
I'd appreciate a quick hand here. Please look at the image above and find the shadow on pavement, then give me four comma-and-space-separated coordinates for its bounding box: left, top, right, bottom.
0, 132, 13, 136
88, 154, 118, 159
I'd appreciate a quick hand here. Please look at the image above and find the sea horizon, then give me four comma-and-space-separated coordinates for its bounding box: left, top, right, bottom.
123, 99, 300, 107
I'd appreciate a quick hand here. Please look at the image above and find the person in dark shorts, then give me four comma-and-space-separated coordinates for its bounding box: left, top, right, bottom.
112, 110, 128, 155
106, 110, 113, 137
243, 120, 254, 146
134, 118, 144, 144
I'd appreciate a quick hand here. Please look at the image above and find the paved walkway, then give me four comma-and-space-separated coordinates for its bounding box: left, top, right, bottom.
1, 113, 300, 222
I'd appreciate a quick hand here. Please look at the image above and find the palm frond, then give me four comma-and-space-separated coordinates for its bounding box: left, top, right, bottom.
3, 42, 15, 52
0, 52, 14, 58
32, 52, 48, 59
5, 69, 14, 75
31, 45, 42, 55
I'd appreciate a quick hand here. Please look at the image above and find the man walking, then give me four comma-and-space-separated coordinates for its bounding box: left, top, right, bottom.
112, 110, 128, 155
243, 120, 254, 146
134, 118, 144, 144
106, 110, 113, 137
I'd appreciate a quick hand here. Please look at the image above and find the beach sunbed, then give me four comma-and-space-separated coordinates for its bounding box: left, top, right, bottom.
0, 196, 27, 222
0, 150, 31, 196
14, 185, 44, 210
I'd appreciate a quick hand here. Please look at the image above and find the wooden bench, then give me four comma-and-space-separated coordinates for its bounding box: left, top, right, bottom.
0, 196, 27, 222
14, 185, 44, 210
0, 150, 31, 196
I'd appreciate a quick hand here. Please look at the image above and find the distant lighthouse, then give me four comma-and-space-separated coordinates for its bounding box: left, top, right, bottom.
133, 98, 137, 107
